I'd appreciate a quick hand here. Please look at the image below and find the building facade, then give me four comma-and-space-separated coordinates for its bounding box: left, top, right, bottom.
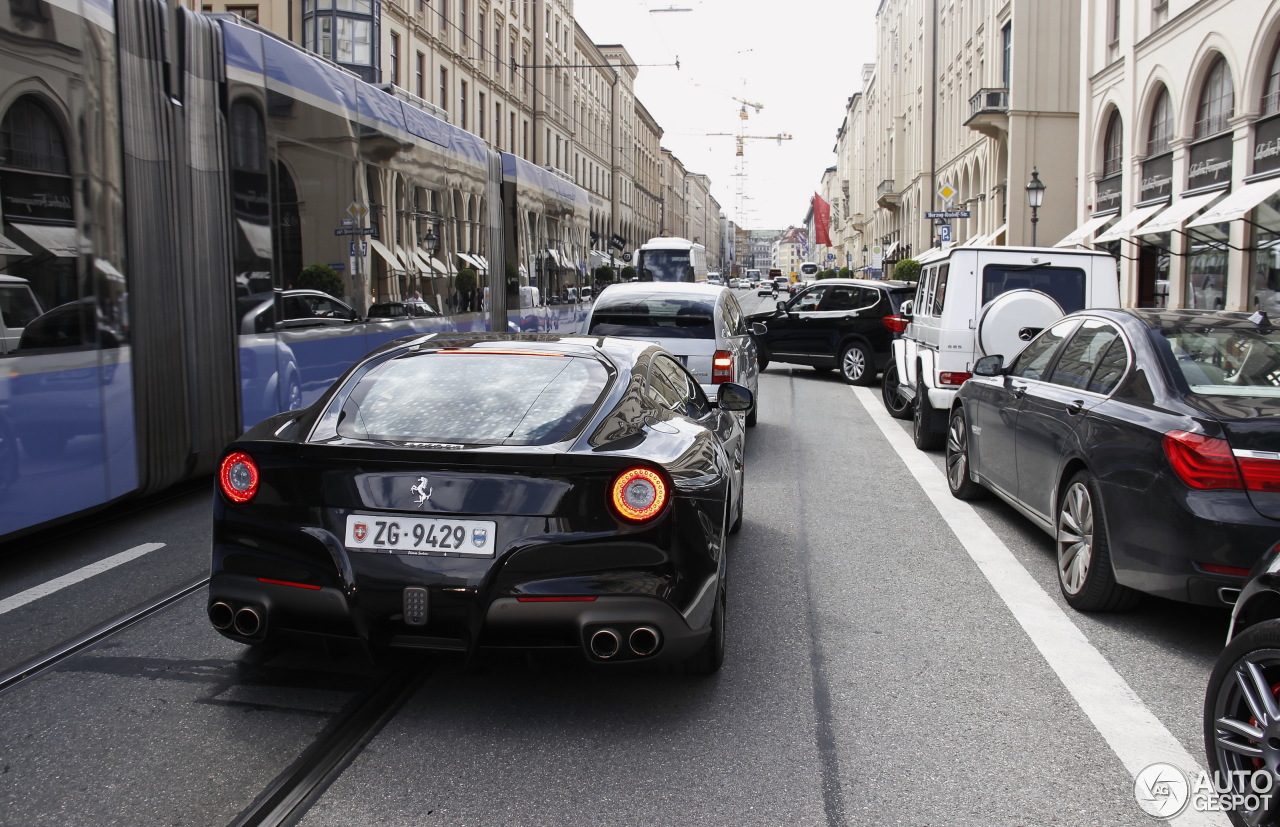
1072, 0, 1280, 312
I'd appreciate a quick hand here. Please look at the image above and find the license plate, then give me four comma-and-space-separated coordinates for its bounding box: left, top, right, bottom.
345, 514, 497, 556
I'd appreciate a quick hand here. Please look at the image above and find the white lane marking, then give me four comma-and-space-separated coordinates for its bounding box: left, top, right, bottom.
0, 543, 166, 616
851, 387, 1227, 826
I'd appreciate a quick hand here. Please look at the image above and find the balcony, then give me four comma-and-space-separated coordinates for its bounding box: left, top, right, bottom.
876, 180, 899, 210
964, 88, 1009, 139
848, 212, 866, 230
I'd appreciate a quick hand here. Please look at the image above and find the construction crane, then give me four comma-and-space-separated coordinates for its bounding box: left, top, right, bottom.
706, 132, 794, 156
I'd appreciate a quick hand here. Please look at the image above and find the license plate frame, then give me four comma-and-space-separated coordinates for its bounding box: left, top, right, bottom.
344, 514, 497, 556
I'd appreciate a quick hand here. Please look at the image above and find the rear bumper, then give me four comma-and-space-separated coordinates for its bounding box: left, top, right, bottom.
208, 572, 712, 664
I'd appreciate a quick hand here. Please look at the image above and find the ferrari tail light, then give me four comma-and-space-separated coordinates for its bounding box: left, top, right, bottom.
711, 350, 734, 384
883, 315, 910, 334
1162, 431, 1243, 490
1197, 563, 1251, 577
611, 467, 669, 522
219, 452, 260, 503
938, 372, 972, 386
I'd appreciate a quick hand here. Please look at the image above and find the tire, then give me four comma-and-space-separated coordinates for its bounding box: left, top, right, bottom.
912, 376, 945, 450
1204, 618, 1280, 827
745, 405, 757, 427
839, 342, 875, 385
684, 587, 725, 675
757, 348, 770, 372
882, 359, 912, 420
729, 481, 743, 534
1055, 471, 1141, 612
945, 408, 985, 500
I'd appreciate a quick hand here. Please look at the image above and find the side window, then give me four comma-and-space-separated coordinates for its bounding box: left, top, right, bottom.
722, 294, 744, 335
821, 286, 862, 311
1087, 336, 1131, 395
1049, 320, 1120, 391
1010, 319, 1078, 381
793, 285, 828, 311
646, 355, 687, 413
915, 269, 934, 316
931, 264, 950, 316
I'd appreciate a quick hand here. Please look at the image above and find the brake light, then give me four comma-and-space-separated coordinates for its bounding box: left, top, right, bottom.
1236, 453, 1280, 492
1162, 431, 1243, 490
938, 372, 972, 386
219, 452, 260, 503
1197, 563, 1251, 577
516, 596, 599, 602
712, 350, 734, 384
883, 315, 910, 334
257, 577, 321, 590
610, 467, 669, 522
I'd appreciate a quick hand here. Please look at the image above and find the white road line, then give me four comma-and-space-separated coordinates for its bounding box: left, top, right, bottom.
851, 387, 1227, 826
0, 543, 166, 616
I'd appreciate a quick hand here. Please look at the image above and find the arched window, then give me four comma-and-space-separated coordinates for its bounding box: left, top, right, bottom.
1265, 40, 1280, 116
1196, 55, 1235, 139
1147, 86, 1173, 156
1103, 110, 1123, 176
0, 96, 68, 174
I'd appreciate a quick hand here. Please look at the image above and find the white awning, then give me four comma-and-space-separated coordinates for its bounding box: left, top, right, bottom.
883, 241, 900, 258
1136, 190, 1225, 236
1188, 177, 1280, 227
959, 231, 990, 248
432, 256, 453, 275
473, 255, 489, 270
1093, 203, 1168, 243
10, 222, 78, 258
1054, 213, 1117, 248
395, 247, 418, 271
368, 238, 404, 271
414, 251, 438, 274
915, 246, 948, 264
234, 218, 272, 259
94, 257, 125, 282
0, 233, 29, 256
988, 223, 1007, 245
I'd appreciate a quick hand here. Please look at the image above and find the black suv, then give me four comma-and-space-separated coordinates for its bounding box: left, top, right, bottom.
747, 279, 915, 384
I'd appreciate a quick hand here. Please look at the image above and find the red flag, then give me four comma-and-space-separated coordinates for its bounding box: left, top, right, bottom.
813, 193, 832, 246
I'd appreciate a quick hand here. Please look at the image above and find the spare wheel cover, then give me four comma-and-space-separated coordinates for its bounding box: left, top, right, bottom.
977, 289, 1065, 365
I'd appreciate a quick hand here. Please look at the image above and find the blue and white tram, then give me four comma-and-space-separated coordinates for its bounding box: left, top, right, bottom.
0, 0, 593, 540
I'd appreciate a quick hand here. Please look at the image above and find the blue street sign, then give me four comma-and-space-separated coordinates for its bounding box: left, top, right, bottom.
826, 253, 835, 261
939, 225, 952, 243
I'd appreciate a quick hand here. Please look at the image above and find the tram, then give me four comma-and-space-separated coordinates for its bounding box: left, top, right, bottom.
0, 0, 594, 540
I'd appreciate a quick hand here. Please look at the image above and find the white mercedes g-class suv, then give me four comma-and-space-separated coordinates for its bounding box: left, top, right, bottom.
882, 246, 1121, 449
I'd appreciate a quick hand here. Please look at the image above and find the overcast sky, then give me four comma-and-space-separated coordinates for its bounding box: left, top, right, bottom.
573, 0, 879, 232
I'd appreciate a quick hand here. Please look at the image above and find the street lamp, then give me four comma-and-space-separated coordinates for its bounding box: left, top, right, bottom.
1025, 168, 1046, 247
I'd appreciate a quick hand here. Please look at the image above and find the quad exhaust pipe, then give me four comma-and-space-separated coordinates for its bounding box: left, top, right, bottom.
233, 606, 262, 637
208, 602, 234, 631
628, 626, 660, 657
589, 628, 621, 659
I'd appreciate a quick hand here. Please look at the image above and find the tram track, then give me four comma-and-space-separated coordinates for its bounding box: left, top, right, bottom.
226, 659, 433, 827
0, 574, 210, 694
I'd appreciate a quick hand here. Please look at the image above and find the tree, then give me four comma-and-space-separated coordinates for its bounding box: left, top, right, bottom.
893, 258, 922, 283
594, 264, 615, 285
838, 267, 852, 278
296, 263, 344, 299
455, 267, 477, 312
620, 265, 637, 282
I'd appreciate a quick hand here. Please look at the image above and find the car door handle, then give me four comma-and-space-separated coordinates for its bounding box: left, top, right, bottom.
1065, 399, 1084, 415
1011, 383, 1027, 399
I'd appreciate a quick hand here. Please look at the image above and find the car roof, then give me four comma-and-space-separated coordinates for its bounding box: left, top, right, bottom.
597, 282, 726, 298
0, 275, 31, 285
1081, 308, 1280, 332
803, 278, 916, 290
380, 331, 656, 363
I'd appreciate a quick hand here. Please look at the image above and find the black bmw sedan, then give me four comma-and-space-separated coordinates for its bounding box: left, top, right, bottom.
209, 333, 753, 673
946, 309, 1280, 611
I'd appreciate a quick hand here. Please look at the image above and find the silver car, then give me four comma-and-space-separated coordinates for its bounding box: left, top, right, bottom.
583, 282, 762, 426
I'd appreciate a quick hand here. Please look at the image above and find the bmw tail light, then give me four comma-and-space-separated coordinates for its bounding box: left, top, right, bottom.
219, 452, 260, 503
1235, 453, 1280, 492
883, 315, 910, 334
611, 467, 669, 522
712, 350, 734, 384
938, 372, 972, 386
1162, 431, 1243, 490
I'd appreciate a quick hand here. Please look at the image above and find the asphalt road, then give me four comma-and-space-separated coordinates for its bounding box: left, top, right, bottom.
0, 292, 1235, 825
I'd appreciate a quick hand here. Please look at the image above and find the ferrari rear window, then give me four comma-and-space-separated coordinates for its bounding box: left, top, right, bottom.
587, 294, 716, 339
329, 352, 609, 445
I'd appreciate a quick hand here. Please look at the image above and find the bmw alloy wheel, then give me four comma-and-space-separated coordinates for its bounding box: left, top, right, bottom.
1057, 481, 1094, 596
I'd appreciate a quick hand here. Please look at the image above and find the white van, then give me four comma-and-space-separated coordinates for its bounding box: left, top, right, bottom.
884, 246, 1121, 449
0, 275, 44, 355
636, 237, 709, 283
